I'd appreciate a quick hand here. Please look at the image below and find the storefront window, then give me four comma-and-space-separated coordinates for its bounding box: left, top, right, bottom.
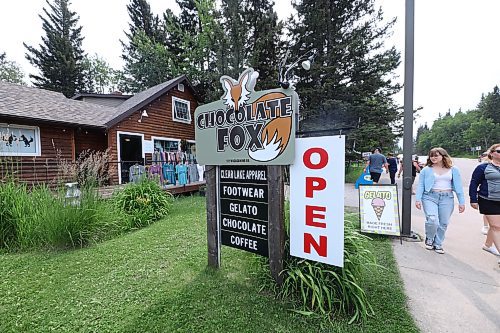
0, 124, 41, 156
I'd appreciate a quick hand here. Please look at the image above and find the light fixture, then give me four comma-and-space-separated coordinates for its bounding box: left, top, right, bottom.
301, 52, 317, 70
138, 109, 149, 123
279, 49, 317, 89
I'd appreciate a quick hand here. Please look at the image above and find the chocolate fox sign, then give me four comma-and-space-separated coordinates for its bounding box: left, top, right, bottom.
195, 68, 298, 165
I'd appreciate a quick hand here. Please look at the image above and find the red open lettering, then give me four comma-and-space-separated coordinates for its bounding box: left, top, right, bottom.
304, 233, 327, 257
305, 205, 326, 228
305, 177, 326, 198
303, 147, 329, 169
301, 146, 330, 260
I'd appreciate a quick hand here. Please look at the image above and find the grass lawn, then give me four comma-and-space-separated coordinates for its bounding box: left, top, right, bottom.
0, 196, 418, 333
345, 165, 365, 183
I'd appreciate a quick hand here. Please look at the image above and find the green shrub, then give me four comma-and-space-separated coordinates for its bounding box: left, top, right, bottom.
256, 210, 376, 323
0, 179, 128, 250
112, 179, 173, 228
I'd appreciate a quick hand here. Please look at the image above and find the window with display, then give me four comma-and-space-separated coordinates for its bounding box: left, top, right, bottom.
154, 139, 179, 152
0, 124, 41, 156
172, 97, 191, 123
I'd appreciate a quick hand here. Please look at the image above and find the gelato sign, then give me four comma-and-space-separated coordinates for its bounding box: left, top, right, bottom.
359, 184, 400, 236
194, 68, 297, 165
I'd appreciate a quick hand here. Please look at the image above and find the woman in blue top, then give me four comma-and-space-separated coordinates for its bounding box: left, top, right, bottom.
415, 147, 465, 254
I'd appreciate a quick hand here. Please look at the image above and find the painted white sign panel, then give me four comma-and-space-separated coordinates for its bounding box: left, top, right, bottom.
290, 136, 345, 267
142, 140, 154, 154
359, 184, 400, 236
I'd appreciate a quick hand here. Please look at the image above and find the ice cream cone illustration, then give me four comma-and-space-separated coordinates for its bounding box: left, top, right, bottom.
371, 198, 385, 220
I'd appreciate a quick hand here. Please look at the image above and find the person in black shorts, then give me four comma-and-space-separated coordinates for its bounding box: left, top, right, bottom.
364, 147, 388, 184
469, 143, 500, 265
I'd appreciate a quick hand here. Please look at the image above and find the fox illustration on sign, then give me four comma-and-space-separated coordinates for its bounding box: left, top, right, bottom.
195, 68, 297, 165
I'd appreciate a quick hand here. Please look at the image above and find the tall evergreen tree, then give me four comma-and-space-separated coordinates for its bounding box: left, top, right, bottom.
121, 0, 169, 92
219, 0, 248, 78
288, 0, 401, 151
24, 0, 84, 97
243, 0, 283, 90
176, 0, 201, 36
123, 0, 161, 42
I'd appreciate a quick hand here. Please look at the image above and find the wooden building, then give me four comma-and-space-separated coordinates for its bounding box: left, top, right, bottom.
0, 76, 200, 185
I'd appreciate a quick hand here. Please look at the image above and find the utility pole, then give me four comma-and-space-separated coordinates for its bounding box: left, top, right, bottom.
402, 0, 415, 236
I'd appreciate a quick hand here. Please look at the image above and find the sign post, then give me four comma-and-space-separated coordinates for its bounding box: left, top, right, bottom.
268, 165, 284, 284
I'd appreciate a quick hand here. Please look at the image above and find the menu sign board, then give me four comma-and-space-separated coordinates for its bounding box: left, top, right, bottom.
219, 165, 269, 257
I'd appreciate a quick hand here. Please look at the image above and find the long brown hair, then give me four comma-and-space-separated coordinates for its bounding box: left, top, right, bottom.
427, 147, 453, 168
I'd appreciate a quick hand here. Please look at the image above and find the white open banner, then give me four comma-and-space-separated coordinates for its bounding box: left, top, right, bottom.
290, 136, 345, 267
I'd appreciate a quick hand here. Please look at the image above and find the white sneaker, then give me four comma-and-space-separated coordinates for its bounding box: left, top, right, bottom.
481, 225, 489, 235
482, 244, 500, 256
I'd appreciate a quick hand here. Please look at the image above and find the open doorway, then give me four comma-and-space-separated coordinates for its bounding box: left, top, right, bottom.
118, 133, 143, 184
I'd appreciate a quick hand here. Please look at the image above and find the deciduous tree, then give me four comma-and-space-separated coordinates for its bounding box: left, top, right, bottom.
0, 52, 25, 85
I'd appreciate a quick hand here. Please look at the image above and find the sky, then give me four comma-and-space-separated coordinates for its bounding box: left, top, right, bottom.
1, 0, 499, 129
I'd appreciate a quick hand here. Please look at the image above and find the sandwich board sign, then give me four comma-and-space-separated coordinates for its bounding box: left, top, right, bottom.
359, 184, 400, 236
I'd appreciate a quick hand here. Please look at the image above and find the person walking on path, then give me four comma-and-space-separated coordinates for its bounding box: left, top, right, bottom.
478, 151, 492, 235
415, 147, 465, 254
386, 153, 398, 185
469, 143, 500, 264
398, 155, 421, 194
364, 147, 388, 184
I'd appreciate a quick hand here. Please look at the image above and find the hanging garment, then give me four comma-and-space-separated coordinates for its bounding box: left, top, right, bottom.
163, 163, 175, 185
188, 164, 199, 183
176, 164, 188, 185
149, 164, 163, 184
129, 165, 146, 183
197, 164, 205, 182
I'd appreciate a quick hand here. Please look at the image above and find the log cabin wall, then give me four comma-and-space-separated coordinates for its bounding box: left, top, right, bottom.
0, 119, 107, 186
74, 128, 108, 157
107, 86, 199, 184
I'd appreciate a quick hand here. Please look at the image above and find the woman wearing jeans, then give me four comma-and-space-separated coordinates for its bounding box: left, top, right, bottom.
415, 147, 465, 254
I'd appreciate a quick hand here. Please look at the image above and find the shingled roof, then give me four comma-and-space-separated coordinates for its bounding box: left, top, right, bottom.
0, 75, 198, 129
0, 81, 114, 128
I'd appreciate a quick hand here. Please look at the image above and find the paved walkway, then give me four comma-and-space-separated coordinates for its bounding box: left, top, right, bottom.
344, 171, 500, 333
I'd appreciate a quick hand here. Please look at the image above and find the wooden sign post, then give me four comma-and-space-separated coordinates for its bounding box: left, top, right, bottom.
267, 165, 285, 285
